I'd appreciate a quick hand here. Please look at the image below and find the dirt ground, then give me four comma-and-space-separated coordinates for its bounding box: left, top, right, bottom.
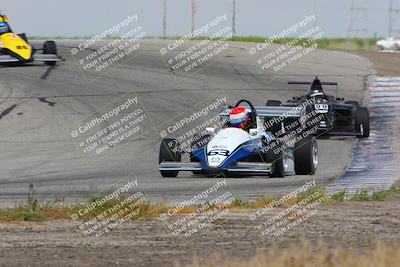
1, 50, 399, 267
354, 51, 400, 76
0, 200, 399, 267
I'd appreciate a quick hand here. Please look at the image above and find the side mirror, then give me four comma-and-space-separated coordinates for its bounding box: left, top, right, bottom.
336, 97, 344, 101
249, 129, 258, 136
206, 127, 215, 134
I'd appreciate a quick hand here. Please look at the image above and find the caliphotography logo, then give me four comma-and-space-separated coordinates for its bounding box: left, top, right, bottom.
71, 14, 146, 81
69, 92, 151, 159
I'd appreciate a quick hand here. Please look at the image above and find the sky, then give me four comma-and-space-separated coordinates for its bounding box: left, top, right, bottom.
0, 0, 396, 38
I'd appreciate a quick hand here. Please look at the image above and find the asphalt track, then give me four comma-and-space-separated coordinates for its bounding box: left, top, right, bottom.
0, 40, 374, 207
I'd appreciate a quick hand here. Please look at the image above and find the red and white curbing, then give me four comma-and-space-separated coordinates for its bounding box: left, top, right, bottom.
327, 77, 400, 195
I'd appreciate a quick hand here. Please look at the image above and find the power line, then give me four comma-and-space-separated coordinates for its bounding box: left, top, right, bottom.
191, 0, 196, 32
389, 0, 400, 36
232, 0, 236, 36
163, 0, 167, 39
348, 0, 369, 39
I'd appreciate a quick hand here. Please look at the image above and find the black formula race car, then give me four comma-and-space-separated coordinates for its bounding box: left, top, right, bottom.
266, 77, 370, 138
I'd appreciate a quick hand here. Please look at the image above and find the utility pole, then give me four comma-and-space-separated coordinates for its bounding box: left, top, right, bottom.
348, 0, 369, 48
163, 0, 167, 39
389, 0, 400, 37
191, 0, 196, 33
232, 0, 236, 36
313, 0, 317, 28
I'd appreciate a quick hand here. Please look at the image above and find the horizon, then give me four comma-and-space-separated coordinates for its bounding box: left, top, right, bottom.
1, 0, 398, 38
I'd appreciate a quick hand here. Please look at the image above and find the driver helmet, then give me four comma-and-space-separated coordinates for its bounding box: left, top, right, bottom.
309, 77, 325, 97
310, 90, 324, 98
0, 22, 9, 34
229, 106, 251, 129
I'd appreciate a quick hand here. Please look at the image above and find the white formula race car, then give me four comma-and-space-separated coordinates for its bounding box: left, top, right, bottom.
159, 99, 318, 178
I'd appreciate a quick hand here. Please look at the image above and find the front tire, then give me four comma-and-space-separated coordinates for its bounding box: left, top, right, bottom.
355, 107, 370, 138
265, 140, 286, 178
159, 138, 181, 177
294, 136, 318, 175
43, 41, 58, 66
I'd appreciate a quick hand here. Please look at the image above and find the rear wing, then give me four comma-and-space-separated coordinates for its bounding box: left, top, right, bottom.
288, 81, 338, 86
288, 80, 339, 98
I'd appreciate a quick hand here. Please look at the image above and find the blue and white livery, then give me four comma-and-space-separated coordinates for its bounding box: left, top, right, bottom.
159, 99, 318, 178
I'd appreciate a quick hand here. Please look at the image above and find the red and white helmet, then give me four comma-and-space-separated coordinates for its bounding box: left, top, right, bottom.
229, 106, 251, 129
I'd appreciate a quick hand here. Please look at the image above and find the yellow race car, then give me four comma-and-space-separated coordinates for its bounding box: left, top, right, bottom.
0, 14, 62, 65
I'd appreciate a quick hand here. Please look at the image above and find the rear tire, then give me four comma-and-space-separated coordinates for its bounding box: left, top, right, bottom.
355, 107, 370, 138
266, 100, 282, 106
265, 140, 286, 178
159, 138, 181, 177
43, 41, 57, 66
294, 136, 318, 175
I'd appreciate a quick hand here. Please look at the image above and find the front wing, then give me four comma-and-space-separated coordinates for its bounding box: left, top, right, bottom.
32, 54, 63, 62
326, 130, 364, 137
0, 55, 19, 63
159, 161, 272, 175
0, 54, 62, 63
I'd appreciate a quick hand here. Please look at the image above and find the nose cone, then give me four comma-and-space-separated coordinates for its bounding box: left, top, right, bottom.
2, 33, 32, 60
208, 155, 224, 167
206, 128, 251, 168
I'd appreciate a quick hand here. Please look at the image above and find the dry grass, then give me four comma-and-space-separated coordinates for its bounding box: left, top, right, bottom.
251, 187, 326, 209
1, 183, 399, 223
0, 200, 169, 223
183, 241, 400, 267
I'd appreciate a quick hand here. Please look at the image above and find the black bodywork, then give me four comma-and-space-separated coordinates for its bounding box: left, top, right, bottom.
269, 77, 369, 137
